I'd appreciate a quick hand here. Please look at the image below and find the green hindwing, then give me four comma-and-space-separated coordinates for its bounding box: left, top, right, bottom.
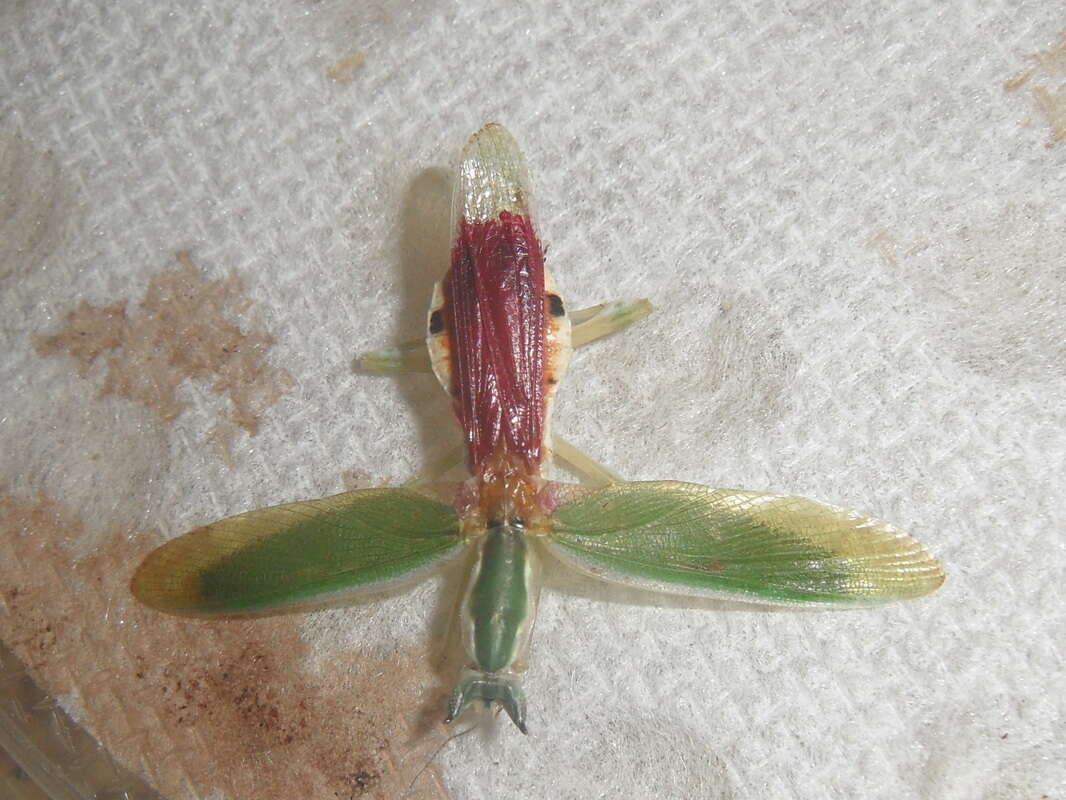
132, 487, 464, 616
547, 481, 944, 606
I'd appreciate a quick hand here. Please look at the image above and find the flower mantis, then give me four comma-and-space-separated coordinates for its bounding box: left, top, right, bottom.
132, 123, 944, 734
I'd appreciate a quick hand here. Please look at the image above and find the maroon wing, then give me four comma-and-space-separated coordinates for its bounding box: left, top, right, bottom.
442, 124, 547, 475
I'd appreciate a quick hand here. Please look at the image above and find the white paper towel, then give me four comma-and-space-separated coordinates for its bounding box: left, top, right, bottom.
1, 1, 1063, 798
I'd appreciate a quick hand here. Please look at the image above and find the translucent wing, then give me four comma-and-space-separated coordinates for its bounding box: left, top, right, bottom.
131, 488, 465, 616
547, 482, 944, 606
452, 121, 534, 226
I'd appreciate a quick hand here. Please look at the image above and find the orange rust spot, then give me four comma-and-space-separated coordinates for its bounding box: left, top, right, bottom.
326, 50, 367, 83
206, 421, 238, 468
35, 251, 294, 451
35, 300, 128, 373
1031, 31, 1066, 76
1031, 85, 1066, 146
1004, 67, 1037, 90
1005, 32, 1066, 146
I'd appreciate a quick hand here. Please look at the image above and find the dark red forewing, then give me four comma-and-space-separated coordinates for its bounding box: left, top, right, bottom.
444, 210, 546, 473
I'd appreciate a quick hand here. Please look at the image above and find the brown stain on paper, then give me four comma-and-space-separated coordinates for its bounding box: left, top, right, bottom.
1005, 31, 1066, 147
34, 251, 294, 456
326, 50, 367, 83
864, 229, 932, 267
0, 494, 449, 800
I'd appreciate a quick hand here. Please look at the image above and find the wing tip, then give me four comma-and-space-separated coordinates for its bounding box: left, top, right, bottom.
906, 555, 946, 597
456, 122, 532, 223
467, 120, 512, 143
129, 541, 209, 616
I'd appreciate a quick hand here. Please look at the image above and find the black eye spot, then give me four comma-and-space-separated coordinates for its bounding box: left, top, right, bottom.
547, 294, 565, 317
429, 310, 444, 335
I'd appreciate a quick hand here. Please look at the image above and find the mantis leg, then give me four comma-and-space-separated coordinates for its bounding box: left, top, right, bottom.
358, 297, 651, 371
404, 443, 468, 486
357, 339, 432, 373
570, 299, 653, 348
551, 435, 623, 487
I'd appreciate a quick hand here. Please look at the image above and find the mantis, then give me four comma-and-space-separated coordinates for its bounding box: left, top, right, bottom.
131, 123, 944, 734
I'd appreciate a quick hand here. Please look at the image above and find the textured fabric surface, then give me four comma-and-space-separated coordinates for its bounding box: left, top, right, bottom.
1, 1, 1064, 798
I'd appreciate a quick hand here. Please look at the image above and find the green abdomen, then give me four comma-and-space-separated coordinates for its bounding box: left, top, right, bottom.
466, 524, 533, 673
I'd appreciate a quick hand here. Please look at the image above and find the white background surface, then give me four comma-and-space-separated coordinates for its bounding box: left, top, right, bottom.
2, 1, 1064, 798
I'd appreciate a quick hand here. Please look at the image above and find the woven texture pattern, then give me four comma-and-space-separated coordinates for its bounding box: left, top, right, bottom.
1, 1, 1064, 798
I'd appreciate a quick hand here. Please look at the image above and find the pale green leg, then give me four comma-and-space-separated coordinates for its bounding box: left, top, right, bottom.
357, 338, 432, 373
403, 443, 467, 486
551, 435, 623, 487
570, 298, 653, 348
